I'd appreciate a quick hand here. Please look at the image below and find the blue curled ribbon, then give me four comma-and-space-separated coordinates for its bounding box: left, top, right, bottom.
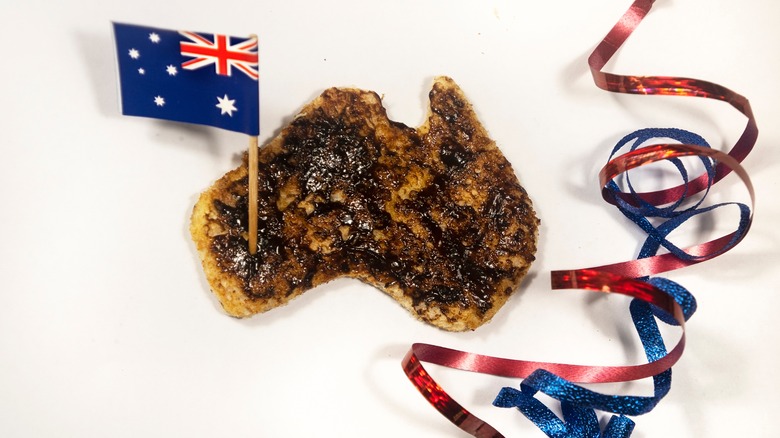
492, 295, 678, 437
607, 128, 751, 269
492, 127, 753, 437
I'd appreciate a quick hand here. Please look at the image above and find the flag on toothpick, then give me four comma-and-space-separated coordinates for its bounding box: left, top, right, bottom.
113, 22, 262, 254
112, 22, 259, 135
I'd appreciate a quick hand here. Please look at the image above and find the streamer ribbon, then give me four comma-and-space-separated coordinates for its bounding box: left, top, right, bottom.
402, 0, 757, 436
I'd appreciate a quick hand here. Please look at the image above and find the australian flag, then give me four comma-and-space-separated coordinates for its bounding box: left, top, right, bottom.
112, 22, 259, 135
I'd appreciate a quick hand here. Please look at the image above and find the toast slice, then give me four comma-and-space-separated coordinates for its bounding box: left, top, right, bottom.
190, 76, 538, 331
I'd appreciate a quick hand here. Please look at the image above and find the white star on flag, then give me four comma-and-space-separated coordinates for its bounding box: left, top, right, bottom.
149, 32, 160, 43
154, 96, 165, 107
216, 94, 237, 116
166, 65, 178, 76
128, 48, 140, 59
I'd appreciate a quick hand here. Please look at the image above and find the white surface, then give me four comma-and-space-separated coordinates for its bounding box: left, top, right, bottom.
2, 0, 779, 436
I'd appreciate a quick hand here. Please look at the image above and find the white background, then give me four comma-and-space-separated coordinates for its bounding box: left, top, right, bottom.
2, 0, 779, 436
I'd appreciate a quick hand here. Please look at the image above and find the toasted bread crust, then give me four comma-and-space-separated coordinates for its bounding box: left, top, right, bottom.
190, 77, 539, 331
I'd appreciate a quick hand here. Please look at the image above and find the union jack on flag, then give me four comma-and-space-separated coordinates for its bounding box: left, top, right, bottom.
179, 31, 259, 79
112, 22, 259, 135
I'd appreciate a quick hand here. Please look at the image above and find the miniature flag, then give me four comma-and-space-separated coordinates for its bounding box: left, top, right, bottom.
112, 22, 259, 135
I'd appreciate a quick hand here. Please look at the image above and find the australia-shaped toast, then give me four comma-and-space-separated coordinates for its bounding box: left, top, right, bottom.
190, 76, 539, 331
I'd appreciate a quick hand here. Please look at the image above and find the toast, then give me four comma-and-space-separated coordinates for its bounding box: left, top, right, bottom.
190, 76, 538, 331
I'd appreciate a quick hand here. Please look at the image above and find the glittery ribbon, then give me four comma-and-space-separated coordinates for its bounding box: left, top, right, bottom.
402, 0, 758, 436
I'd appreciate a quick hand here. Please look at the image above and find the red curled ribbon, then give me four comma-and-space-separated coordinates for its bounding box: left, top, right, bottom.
404, 272, 687, 438
407, 268, 687, 384
402, 0, 758, 436
589, 0, 756, 208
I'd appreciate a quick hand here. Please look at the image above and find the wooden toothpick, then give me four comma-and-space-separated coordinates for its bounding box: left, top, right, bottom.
248, 135, 259, 255
248, 33, 260, 255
